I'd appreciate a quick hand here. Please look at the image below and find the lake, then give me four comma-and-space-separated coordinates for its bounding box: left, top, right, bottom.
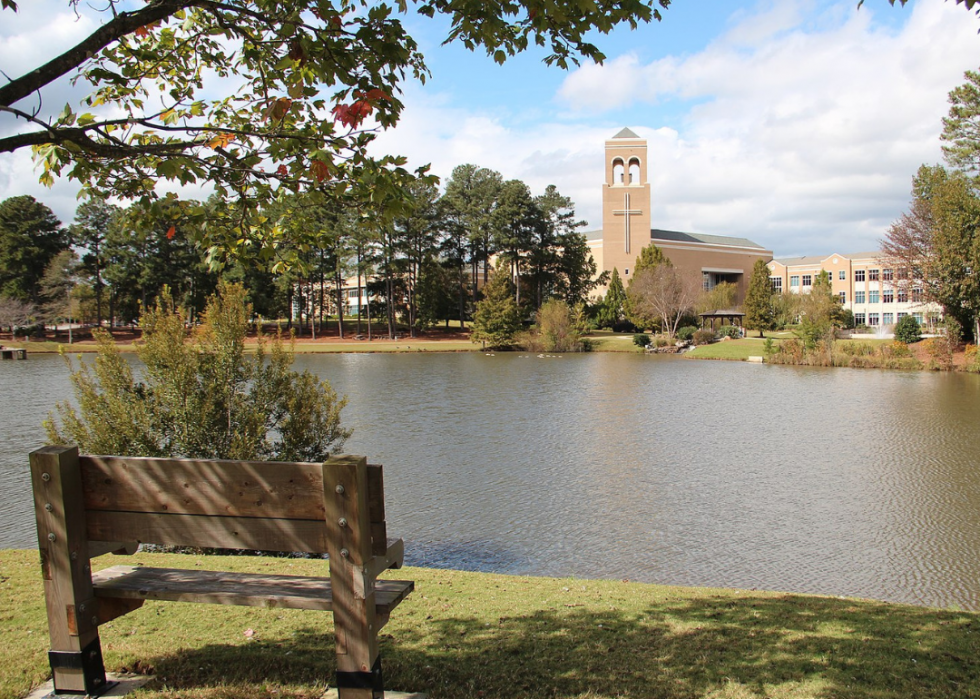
3, 351, 980, 610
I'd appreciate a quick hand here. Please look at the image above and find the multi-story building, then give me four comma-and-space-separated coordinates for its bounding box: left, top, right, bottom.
768, 252, 942, 329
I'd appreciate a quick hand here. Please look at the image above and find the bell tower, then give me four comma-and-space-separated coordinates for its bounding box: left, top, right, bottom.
602, 128, 651, 281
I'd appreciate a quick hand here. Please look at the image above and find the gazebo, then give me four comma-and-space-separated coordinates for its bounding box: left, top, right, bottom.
699, 309, 745, 331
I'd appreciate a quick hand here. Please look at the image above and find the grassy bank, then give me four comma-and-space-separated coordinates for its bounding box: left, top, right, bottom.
3, 549, 980, 699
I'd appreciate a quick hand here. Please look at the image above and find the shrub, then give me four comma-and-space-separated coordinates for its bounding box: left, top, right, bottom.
887, 341, 913, 358
46, 283, 351, 461
676, 326, 697, 342
534, 299, 583, 352
716, 325, 742, 339
692, 329, 716, 345
894, 315, 921, 344
633, 333, 650, 348
612, 320, 637, 333
763, 338, 775, 356
651, 334, 672, 348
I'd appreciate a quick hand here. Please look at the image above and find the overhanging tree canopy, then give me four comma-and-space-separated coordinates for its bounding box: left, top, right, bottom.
1, 0, 671, 265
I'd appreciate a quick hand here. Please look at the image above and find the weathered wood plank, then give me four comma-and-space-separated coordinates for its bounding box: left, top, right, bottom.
92, 566, 414, 614
366, 464, 385, 523
79, 456, 328, 520
85, 511, 333, 553
364, 538, 404, 580
322, 456, 380, 699
88, 540, 138, 558
31, 446, 106, 694
370, 522, 388, 556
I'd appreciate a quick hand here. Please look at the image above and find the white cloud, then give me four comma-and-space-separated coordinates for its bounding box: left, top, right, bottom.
551, 0, 980, 255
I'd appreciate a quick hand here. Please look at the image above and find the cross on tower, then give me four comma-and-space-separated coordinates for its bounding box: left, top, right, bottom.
613, 192, 642, 254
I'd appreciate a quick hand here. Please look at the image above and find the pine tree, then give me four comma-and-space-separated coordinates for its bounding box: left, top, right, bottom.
472, 269, 522, 349
597, 267, 627, 329
744, 258, 775, 338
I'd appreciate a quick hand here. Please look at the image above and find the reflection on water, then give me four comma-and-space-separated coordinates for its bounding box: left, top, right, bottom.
4, 352, 980, 609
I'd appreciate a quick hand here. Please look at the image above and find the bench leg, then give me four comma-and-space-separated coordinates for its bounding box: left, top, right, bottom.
323, 456, 384, 699
31, 446, 115, 696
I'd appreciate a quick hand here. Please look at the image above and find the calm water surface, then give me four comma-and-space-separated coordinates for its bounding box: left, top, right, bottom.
3, 352, 980, 610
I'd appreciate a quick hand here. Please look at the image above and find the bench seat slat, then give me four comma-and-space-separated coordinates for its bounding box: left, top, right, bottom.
92, 566, 414, 614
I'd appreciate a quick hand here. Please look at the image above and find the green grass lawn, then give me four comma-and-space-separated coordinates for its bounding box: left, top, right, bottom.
4, 549, 980, 699
685, 338, 773, 361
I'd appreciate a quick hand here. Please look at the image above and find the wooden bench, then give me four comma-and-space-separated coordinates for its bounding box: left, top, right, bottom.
30, 446, 413, 699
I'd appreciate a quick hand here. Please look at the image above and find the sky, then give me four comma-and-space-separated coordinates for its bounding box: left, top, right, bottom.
2, 0, 979, 258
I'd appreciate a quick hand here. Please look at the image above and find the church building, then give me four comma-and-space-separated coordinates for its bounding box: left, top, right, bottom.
587, 128, 773, 302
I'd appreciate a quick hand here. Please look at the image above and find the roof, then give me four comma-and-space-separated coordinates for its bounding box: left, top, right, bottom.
612, 127, 640, 139
699, 309, 745, 317
773, 251, 883, 266
771, 255, 827, 266
650, 228, 769, 251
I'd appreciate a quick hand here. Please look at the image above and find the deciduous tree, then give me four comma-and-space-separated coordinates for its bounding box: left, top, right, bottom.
3, 0, 670, 264
627, 264, 700, 336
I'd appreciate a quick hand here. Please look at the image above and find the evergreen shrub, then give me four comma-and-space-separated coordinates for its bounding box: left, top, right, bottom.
894, 315, 922, 344
677, 326, 697, 342
633, 333, 650, 348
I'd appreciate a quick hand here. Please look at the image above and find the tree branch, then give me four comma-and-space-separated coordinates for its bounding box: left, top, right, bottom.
0, 0, 199, 109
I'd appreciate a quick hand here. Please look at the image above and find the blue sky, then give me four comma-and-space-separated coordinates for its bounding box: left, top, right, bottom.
2, 0, 979, 258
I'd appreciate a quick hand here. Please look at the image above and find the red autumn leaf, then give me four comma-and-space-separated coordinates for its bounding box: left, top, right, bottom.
528, 8, 537, 19
311, 160, 329, 182
166, 226, 176, 240
135, 26, 150, 38
276, 164, 289, 177
332, 102, 371, 128
362, 88, 390, 103
288, 40, 305, 63
330, 15, 342, 28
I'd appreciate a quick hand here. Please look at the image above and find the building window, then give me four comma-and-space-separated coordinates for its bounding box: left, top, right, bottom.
348, 289, 359, 298
838, 291, 846, 303
702, 272, 711, 291
897, 289, 908, 303
855, 269, 866, 282
869, 313, 880, 326
869, 290, 880, 304
855, 291, 865, 304
883, 269, 893, 281
883, 289, 894, 303
898, 312, 908, 320
913, 313, 924, 325
790, 275, 800, 287
897, 268, 909, 281
869, 269, 880, 281
839, 270, 846, 281
855, 313, 866, 325
912, 287, 923, 303
883, 313, 894, 325
770, 277, 783, 293
802, 274, 812, 287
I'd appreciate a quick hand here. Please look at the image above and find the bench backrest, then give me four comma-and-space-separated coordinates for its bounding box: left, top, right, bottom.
56, 451, 387, 560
